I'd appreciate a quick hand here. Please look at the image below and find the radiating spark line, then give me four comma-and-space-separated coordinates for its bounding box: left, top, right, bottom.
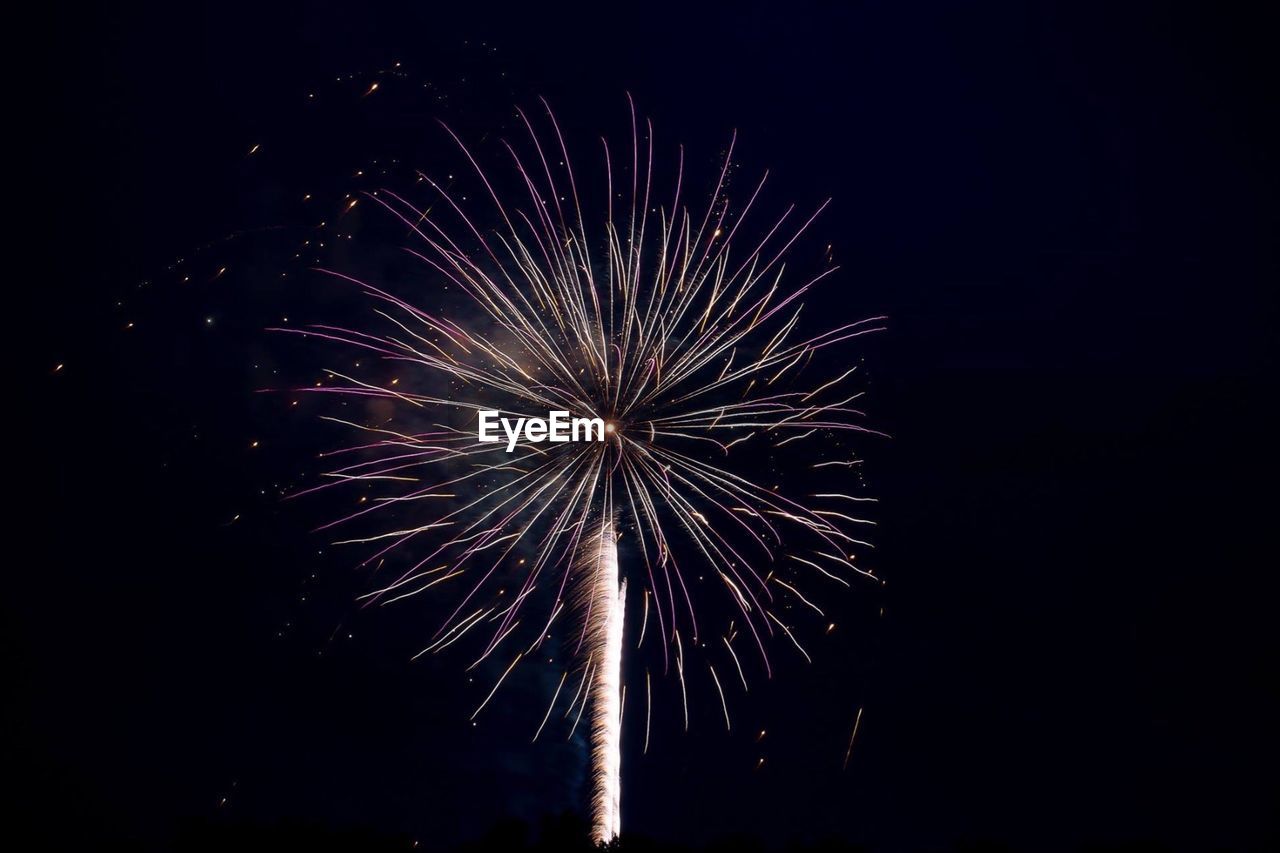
843, 706, 864, 770
566, 657, 594, 719
533, 671, 568, 743
675, 631, 689, 731
772, 577, 825, 617
810, 494, 879, 502
708, 664, 731, 730
567, 662, 594, 740
413, 607, 489, 658
788, 554, 851, 587
644, 668, 652, 754
637, 587, 650, 649
767, 612, 812, 664
471, 653, 523, 720
380, 569, 466, 605
722, 636, 749, 691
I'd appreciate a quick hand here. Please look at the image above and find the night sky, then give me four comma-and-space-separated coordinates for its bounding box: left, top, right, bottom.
15, 2, 1277, 851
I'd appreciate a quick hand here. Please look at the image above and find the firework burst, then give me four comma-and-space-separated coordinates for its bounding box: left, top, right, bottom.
277, 96, 885, 844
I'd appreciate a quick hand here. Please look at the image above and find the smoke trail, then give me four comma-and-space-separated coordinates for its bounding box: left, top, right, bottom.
582, 519, 625, 844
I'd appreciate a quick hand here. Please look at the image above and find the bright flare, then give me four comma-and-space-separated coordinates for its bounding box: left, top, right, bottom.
582, 520, 625, 844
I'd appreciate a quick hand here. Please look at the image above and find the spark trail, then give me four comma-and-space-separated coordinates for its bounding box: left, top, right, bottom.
580, 520, 625, 844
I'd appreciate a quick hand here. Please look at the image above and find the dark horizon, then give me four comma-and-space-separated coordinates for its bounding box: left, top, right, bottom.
14, 2, 1277, 851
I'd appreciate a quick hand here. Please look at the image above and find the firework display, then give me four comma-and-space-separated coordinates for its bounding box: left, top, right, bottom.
278, 99, 885, 843
28, 6, 1273, 850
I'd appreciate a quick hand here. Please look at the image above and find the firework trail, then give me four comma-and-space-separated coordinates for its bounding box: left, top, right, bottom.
580, 519, 624, 843
278, 96, 884, 844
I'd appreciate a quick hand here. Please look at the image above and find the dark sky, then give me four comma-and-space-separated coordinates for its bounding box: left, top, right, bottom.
15, 2, 1277, 851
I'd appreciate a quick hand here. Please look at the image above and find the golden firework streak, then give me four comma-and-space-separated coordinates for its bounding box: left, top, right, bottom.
583, 520, 625, 844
